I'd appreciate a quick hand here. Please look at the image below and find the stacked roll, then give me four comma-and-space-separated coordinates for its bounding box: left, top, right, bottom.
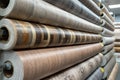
0, 0, 116, 80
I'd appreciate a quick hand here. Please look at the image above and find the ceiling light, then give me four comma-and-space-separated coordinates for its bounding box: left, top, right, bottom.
109, 4, 120, 9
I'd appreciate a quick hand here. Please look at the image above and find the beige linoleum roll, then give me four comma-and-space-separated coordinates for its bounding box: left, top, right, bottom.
114, 42, 120, 47
107, 63, 119, 80
42, 53, 103, 80
114, 29, 120, 41
0, 0, 103, 33
102, 43, 114, 55
101, 28, 114, 37
114, 47, 120, 52
43, 0, 101, 25
79, 0, 101, 16
102, 37, 115, 45
0, 18, 102, 50
0, 43, 103, 80
103, 56, 116, 79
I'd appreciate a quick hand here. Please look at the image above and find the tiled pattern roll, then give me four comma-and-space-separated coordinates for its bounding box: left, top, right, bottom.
87, 68, 104, 80
102, 37, 115, 45
42, 54, 103, 80
0, 19, 102, 50
103, 56, 116, 79
79, 0, 101, 16
107, 63, 119, 80
0, 0, 103, 33
43, 0, 101, 25
0, 43, 103, 80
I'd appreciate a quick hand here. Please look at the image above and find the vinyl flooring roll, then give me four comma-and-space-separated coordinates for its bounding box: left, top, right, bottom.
114, 47, 120, 52
43, 0, 102, 25
100, 4, 114, 22
101, 49, 114, 66
101, 28, 114, 37
87, 68, 103, 80
101, 19, 114, 31
93, 0, 101, 6
0, 0, 103, 34
42, 53, 103, 80
0, 18, 102, 50
102, 37, 115, 45
79, 0, 101, 16
0, 43, 103, 80
107, 63, 119, 80
114, 42, 120, 47
114, 29, 120, 41
103, 56, 116, 79
102, 43, 114, 55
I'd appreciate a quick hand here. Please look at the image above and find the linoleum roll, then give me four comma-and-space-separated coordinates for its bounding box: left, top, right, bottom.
102, 37, 115, 45
114, 42, 120, 47
0, 18, 102, 50
42, 53, 103, 80
101, 28, 114, 37
101, 19, 114, 31
103, 56, 116, 79
114, 47, 120, 52
0, 43, 103, 80
43, 0, 101, 25
100, 4, 114, 22
102, 43, 114, 55
101, 49, 114, 66
93, 0, 101, 6
0, 0, 103, 34
87, 68, 103, 80
79, 0, 101, 16
107, 63, 119, 80
100, 12, 114, 27
114, 29, 120, 41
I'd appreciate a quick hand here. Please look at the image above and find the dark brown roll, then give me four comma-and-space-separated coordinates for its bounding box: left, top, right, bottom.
0, 0, 103, 33
102, 43, 114, 55
101, 49, 114, 66
79, 0, 101, 16
101, 28, 114, 37
101, 19, 114, 31
103, 56, 116, 79
87, 68, 104, 80
0, 18, 102, 50
100, 4, 115, 22
107, 63, 119, 80
102, 37, 115, 45
0, 43, 103, 80
42, 53, 103, 80
100, 12, 114, 27
43, 0, 102, 25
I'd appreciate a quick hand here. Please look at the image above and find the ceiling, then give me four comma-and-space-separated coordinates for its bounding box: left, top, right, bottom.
103, 0, 120, 15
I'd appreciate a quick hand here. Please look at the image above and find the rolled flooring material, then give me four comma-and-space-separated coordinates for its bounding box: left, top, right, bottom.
101, 28, 114, 37
114, 42, 120, 47
0, 18, 102, 50
101, 19, 114, 31
87, 68, 104, 80
102, 43, 114, 55
43, 0, 101, 25
100, 4, 114, 22
0, 43, 103, 80
107, 63, 119, 80
102, 37, 115, 46
0, 0, 103, 34
100, 12, 114, 27
103, 56, 116, 79
114, 47, 120, 52
101, 49, 114, 66
42, 53, 103, 80
79, 0, 101, 16
93, 0, 101, 6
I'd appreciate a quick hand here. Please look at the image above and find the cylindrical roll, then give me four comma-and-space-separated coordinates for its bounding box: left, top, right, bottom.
87, 68, 103, 80
0, 43, 103, 80
93, 0, 101, 6
43, 0, 101, 25
101, 19, 114, 31
0, 0, 103, 33
42, 53, 103, 80
100, 12, 114, 27
101, 49, 114, 66
102, 37, 115, 45
114, 29, 120, 41
114, 42, 120, 47
103, 56, 116, 79
79, 0, 101, 16
101, 28, 114, 37
102, 43, 114, 55
114, 47, 120, 52
107, 63, 119, 80
100, 4, 114, 22
0, 18, 102, 50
